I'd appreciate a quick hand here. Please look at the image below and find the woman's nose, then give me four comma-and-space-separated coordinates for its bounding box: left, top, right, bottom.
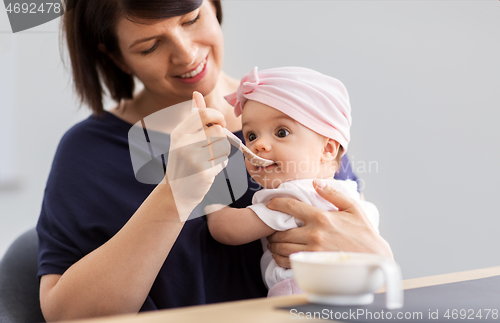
170, 34, 198, 66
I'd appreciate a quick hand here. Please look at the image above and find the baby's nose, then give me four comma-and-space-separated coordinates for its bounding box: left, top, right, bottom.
254, 137, 272, 152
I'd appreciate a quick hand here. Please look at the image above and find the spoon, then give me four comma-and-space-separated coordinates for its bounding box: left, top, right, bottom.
222, 128, 275, 167
191, 91, 274, 167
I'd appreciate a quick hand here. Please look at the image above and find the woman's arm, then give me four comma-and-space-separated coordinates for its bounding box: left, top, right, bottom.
207, 207, 275, 245
266, 179, 393, 269
39, 94, 230, 321
40, 183, 183, 321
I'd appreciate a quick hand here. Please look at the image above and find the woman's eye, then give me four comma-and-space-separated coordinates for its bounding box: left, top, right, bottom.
141, 41, 159, 55
276, 128, 290, 138
247, 133, 257, 142
183, 13, 200, 26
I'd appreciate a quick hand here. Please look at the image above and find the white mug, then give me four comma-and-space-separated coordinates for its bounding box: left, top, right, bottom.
290, 252, 404, 309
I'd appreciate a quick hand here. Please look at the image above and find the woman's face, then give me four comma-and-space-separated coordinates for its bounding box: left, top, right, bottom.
114, 0, 223, 103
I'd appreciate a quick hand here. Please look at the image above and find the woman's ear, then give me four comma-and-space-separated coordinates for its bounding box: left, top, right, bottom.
321, 138, 340, 163
98, 43, 132, 75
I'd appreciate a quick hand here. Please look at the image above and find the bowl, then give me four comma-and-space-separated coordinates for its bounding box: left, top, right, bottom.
290, 252, 403, 309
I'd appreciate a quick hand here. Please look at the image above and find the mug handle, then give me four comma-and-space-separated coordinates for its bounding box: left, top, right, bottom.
379, 260, 404, 309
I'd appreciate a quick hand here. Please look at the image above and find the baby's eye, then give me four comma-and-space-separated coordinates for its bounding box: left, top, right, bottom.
276, 128, 290, 138
247, 132, 257, 142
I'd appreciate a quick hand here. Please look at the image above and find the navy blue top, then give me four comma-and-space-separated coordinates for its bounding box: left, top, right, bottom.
37, 112, 359, 311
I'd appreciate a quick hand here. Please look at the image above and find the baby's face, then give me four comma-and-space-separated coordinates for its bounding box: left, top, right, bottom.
241, 100, 334, 189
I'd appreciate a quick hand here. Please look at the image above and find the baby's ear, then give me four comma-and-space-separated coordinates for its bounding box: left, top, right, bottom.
321, 138, 340, 163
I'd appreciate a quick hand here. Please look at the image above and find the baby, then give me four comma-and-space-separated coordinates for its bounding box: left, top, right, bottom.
206, 66, 379, 297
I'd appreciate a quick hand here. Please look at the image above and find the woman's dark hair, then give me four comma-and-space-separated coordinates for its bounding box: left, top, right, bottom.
63, 0, 223, 115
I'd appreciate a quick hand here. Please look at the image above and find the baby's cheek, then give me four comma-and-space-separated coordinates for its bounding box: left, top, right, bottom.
245, 161, 261, 184
289, 155, 323, 178
244, 159, 252, 172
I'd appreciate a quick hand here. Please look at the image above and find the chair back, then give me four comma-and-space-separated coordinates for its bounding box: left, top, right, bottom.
0, 228, 45, 323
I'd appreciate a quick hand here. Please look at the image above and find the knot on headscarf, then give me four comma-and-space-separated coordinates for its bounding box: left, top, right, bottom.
224, 67, 260, 116
224, 66, 352, 153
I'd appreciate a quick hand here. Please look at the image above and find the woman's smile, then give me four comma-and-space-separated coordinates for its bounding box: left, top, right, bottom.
114, 0, 224, 102
175, 55, 209, 84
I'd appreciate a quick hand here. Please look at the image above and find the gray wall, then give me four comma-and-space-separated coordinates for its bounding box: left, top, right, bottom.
1, 1, 500, 280
0, 17, 90, 256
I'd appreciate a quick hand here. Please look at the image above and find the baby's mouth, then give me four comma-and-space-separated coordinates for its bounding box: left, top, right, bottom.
257, 161, 280, 171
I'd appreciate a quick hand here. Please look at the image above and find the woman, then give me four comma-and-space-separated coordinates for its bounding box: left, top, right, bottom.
37, 0, 393, 321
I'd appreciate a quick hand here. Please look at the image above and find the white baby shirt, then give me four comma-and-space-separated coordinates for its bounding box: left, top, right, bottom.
248, 179, 380, 290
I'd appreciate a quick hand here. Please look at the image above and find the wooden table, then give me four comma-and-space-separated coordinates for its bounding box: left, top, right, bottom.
66, 266, 500, 323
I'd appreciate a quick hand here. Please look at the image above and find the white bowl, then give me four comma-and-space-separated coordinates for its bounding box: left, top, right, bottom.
290, 252, 403, 309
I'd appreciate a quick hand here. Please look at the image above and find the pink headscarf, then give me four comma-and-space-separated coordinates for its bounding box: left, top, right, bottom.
225, 66, 352, 153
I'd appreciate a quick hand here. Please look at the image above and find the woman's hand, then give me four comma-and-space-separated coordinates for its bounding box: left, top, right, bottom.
40, 92, 231, 321
166, 91, 231, 221
266, 179, 393, 269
